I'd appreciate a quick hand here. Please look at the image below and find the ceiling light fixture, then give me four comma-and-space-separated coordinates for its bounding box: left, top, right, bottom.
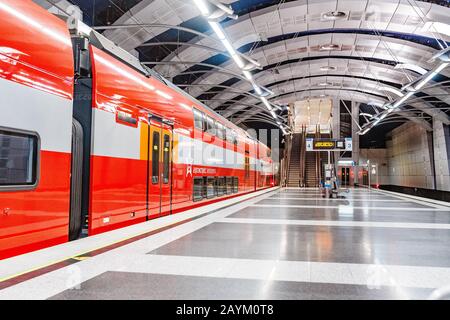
414, 62, 448, 90
320, 66, 336, 71
319, 44, 340, 51
193, 0, 210, 16
192, 0, 287, 129
359, 127, 370, 135
322, 11, 347, 21
359, 112, 375, 118
358, 61, 448, 136
260, 97, 272, 111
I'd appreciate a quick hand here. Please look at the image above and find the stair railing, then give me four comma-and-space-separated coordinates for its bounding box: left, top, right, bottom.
283, 134, 292, 187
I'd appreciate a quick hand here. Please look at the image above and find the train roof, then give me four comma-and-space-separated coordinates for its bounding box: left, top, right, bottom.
72, 22, 259, 143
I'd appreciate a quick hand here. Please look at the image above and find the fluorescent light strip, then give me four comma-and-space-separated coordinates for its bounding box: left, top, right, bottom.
359, 112, 375, 118
193, 0, 210, 15
414, 63, 449, 90
243, 70, 252, 80
392, 91, 414, 108
270, 110, 277, 119
193, 1, 292, 131
252, 83, 263, 95
363, 62, 448, 136
359, 127, 370, 135
230, 52, 245, 68
208, 21, 226, 40
260, 97, 272, 110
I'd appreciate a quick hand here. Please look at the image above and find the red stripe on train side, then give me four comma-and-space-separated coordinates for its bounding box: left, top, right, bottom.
0, 150, 71, 260
88, 155, 148, 235
0, 0, 73, 100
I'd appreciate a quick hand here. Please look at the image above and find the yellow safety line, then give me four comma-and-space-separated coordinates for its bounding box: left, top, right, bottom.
0, 221, 177, 284
0, 186, 277, 284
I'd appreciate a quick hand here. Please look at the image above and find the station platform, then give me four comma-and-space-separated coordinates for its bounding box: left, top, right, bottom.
1, 187, 450, 300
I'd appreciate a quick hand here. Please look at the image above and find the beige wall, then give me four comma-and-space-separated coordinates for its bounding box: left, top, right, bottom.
358, 121, 450, 191
386, 122, 435, 189
358, 149, 389, 185
433, 119, 450, 191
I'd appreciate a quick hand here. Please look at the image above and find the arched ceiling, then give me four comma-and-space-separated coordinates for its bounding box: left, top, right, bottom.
67, 0, 450, 133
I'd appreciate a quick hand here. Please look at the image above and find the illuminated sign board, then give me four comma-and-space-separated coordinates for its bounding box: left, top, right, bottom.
313, 140, 335, 149
306, 138, 352, 151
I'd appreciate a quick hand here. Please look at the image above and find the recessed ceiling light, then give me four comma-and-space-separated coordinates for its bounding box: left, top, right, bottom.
319, 44, 340, 51
320, 66, 336, 71
318, 82, 332, 86
322, 11, 347, 21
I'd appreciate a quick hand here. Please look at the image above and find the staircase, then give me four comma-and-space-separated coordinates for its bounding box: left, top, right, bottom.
287, 133, 301, 187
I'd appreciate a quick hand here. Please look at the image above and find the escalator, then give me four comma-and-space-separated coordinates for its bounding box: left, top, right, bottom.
286, 132, 302, 187
304, 149, 318, 187
303, 129, 332, 187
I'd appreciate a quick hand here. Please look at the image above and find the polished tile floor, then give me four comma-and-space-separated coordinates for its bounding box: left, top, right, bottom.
2, 187, 450, 300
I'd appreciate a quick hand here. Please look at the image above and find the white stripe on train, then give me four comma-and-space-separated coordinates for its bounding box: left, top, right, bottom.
0, 77, 72, 153
91, 108, 273, 172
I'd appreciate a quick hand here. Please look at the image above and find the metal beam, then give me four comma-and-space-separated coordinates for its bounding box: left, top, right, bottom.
142, 61, 245, 80
234, 88, 432, 131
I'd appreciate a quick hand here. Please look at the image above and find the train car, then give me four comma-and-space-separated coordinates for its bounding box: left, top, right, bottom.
0, 0, 274, 260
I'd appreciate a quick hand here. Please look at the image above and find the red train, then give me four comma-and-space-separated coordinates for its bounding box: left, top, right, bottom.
0, 0, 274, 260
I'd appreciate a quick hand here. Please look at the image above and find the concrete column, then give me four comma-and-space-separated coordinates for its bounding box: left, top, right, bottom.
331, 98, 340, 169
352, 102, 360, 184
331, 98, 340, 140
433, 118, 450, 191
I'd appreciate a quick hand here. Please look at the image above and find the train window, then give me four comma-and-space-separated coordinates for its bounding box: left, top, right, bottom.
245, 156, 250, 179
116, 110, 137, 127
193, 108, 204, 131
162, 134, 170, 184
0, 129, 39, 189
206, 116, 215, 135
206, 176, 215, 198
216, 123, 225, 140
151, 131, 160, 184
226, 177, 233, 194
233, 177, 239, 193
225, 128, 232, 142
232, 131, 238, 145
216, 177, 226, 196
202, 177, 207, 198
193, 177, 204, 201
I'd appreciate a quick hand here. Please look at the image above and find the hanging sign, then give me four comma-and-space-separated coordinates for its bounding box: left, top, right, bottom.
306, 138, 352, 151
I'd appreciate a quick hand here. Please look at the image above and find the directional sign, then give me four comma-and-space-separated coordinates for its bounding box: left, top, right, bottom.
306, 138, 313, 151
306, 138, 352, 151
345, 138, 352, 151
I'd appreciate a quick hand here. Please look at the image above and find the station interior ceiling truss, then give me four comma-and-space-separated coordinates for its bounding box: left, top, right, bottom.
36, 0, 450, 142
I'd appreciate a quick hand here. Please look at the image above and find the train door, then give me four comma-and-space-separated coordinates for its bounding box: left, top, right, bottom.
244, 149, 250, 191
148, 117, 173, 219
69, 119, 84, 240
254, 143, 258, 191
341, 167, 350, 186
